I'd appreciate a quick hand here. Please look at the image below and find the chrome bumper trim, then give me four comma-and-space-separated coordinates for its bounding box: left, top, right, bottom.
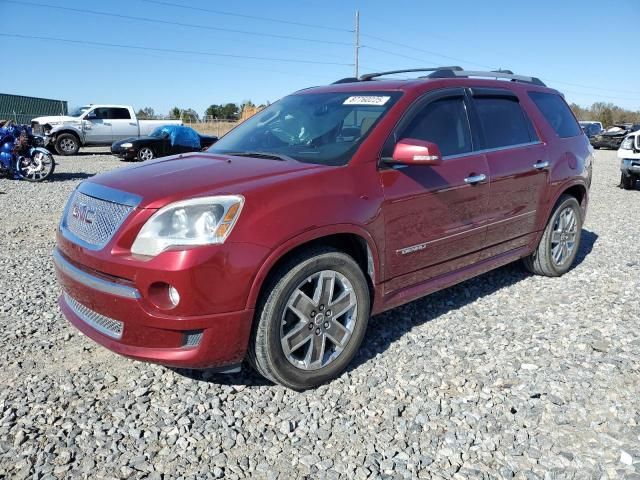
53, 249, 140, 299
63, 293, 124, 339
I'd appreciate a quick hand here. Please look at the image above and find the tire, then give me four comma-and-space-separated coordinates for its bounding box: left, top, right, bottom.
137, 147, 155, 161
523, 195, 582, 277
621, 173, 636, 190
54, 133, 80, 156
249, 247, 370, 390
15, 150, 55, 182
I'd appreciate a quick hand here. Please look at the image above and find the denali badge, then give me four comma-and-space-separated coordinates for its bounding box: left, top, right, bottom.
71, 202, 96, 224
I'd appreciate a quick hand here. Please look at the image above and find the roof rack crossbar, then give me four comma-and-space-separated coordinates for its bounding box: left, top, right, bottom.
427, 69, 546, 86
357, 66, 463, 82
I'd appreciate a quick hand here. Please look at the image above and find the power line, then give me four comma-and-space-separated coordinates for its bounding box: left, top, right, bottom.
361, 31, 640, 97
1, 0, 352, 47
137, 0, 353, 33
361, 33, 493, 69
0, 33, 354, 66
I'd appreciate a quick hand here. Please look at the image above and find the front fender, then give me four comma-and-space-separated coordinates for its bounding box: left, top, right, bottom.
245, 224, 382, 311
29, 146, 55, 158
49, 124, 84, 142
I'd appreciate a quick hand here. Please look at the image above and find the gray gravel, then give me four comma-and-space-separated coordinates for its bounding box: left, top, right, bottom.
0, 148, 639, 479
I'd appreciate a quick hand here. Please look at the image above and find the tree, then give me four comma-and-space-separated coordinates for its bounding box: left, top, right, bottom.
181, 108, 199, 122
136, 107, 155, 119
205, 103, 239, 120
169, 106, 181, 119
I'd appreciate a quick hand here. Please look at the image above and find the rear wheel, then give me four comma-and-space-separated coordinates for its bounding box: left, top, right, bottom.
55, 133, 79, 155
524, 195, 582, 277
621, 173, 636, 190
249, 248, 370, 390
137, 147, 155, 161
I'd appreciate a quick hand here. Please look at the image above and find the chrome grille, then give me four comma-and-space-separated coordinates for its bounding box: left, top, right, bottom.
63, 190, 133, 248
31, 123, 44, 135
64, 293, 124, 339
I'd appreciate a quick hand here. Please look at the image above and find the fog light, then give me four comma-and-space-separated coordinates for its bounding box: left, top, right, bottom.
168, 286, 180, 306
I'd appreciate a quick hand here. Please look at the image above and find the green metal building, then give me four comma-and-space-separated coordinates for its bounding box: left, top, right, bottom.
0, 93, 67, 124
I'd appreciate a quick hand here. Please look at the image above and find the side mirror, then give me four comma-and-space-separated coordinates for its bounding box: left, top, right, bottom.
389, 138, 443, 166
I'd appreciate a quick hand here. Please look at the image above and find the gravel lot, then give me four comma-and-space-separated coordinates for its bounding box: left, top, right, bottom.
0, 148, 638, 479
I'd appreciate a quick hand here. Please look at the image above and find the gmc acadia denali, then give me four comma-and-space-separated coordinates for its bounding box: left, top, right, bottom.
53, 67, 593, 389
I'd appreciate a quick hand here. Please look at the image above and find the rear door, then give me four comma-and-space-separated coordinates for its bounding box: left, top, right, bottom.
108, 108, 138, 141
468, 88, 548, 253
380, 88, 490, 291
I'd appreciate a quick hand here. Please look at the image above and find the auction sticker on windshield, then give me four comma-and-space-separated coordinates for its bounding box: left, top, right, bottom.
343, 96, 391, 106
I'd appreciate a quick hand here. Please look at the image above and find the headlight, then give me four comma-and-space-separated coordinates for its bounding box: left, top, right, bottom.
120, 143, 133, 148
131, 195, 244, 256
620, 136, 634, 150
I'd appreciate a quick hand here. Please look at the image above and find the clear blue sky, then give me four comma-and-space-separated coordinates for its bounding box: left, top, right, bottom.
2, 0, 639, 115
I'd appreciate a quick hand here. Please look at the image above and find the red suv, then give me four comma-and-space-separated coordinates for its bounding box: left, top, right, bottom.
54, 67, 592, 389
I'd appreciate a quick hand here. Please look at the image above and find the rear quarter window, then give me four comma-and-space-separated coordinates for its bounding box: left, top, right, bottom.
528, 92, 581, 138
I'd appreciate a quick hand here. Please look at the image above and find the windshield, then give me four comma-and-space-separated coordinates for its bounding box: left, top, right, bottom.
150, 127, 171, 138
70, 106, 91, 117
208, 91, 402, 166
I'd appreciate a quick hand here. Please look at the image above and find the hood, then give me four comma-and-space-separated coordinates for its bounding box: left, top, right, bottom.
31, 115, 80, 124
85, 152, 325, 209
113, 136, 161, 146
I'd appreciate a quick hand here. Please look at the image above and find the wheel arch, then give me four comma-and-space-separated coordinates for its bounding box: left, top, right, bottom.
246, 226, 382, 312
54, 129, 82, 143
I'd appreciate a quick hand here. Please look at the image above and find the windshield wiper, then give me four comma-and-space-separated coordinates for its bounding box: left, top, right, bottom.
225, 151, 292, 161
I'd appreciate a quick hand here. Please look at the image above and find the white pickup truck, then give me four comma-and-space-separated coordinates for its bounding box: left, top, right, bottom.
31, 105, 182, 155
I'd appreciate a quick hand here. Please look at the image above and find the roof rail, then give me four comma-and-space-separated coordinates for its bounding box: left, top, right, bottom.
427, 68, 546, 86
332, 67, 463, 84
332, 67, 546, 87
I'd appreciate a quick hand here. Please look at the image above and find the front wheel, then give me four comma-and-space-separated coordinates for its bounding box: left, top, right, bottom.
523, 195, 582, 277
15, 150, 55, 182
621, 173, 636, 190
54, 133, 79, 155
249, 248, 370, 390
137, 147, 155, 161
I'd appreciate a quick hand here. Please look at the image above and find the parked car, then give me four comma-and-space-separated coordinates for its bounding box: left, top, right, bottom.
579, 121, 602, 138
111, 125, 218, 161
53, 67, 593, 389
591, 123, 640, 149
31, 105, 182, 156
618, 133, 640, 189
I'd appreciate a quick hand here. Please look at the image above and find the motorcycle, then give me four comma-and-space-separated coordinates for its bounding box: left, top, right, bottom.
0, 120, 55, 181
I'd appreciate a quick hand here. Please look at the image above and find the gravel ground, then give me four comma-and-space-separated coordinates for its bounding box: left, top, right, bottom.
0, 148, 638, 479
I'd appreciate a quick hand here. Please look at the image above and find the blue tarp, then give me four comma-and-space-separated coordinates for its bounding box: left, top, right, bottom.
152, 125, 201, 148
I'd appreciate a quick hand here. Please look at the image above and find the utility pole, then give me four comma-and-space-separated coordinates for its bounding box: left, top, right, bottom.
354, 10, 360, 79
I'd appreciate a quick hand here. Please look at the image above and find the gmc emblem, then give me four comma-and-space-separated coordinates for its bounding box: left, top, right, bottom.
71, 202, 96, 225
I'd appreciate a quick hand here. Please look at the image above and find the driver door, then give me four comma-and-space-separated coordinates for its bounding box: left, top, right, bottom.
83, 108, 112, 144
379, 89, 490, 292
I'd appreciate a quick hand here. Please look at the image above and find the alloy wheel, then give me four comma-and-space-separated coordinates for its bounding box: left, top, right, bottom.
550, 206, 577, 267
138, 148, 154, 161
280, 270, 357, 371
59, 138, 76, 153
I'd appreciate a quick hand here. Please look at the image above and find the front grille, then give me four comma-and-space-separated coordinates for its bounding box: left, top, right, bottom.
64, 293, 124, 339
63, 190, 133, 248
31, 123, 44, 135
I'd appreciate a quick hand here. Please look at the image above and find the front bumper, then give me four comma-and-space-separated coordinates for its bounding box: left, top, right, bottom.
53, 245, 261, 369
621, 158, 640, 176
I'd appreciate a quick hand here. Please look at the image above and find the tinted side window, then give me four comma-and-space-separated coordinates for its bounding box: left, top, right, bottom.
108, 108, 132, 120
401, 97, 472, 157
90, 108, 109, 119
474, 97, 532, 149
528, 92, 581, 138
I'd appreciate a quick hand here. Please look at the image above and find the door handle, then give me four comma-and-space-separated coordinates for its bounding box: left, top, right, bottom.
533, 160, 550, 170
129, 122, 136, 126
103, 122, 111, 126
464, 173, 486, 185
